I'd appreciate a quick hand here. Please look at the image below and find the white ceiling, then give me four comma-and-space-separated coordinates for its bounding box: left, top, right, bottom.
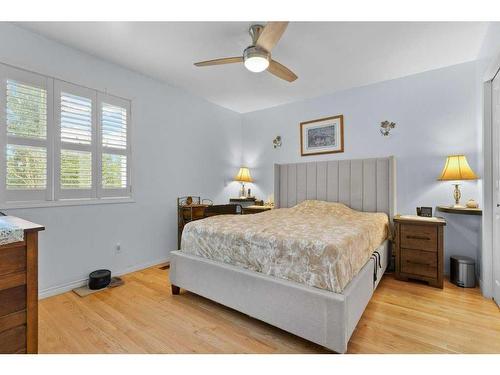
17, 22, 489, 113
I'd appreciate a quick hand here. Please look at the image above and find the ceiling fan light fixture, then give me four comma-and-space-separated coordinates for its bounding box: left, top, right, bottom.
243, 46, 270, 73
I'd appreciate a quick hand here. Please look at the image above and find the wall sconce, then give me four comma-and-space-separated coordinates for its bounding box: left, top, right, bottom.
380, 120, 396, 136
273, 135, 282, 148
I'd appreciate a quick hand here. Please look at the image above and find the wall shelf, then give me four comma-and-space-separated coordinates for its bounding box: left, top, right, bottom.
436, 206, 482, 216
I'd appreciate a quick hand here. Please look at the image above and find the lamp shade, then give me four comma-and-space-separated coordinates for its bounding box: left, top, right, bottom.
235, 167, 253, 183
438, 155, 478, 181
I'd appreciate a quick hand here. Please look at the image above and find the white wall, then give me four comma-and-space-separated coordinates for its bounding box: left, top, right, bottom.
0, 23, 242, 297
241, 61, 482, 274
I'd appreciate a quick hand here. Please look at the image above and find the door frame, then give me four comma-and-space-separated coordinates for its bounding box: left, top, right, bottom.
483, 66, 500, 302
482, 79, 494, 299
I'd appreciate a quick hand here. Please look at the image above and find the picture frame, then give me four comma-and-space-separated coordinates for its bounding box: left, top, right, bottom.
416, 206, 433, 217
300, 115, 344, 156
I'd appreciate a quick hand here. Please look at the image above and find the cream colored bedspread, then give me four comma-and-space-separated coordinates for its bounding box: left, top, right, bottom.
180, 200, 388, 293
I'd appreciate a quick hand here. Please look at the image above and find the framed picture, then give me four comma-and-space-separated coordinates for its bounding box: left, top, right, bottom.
300, 115, 344, 156
416, 206, 433, 217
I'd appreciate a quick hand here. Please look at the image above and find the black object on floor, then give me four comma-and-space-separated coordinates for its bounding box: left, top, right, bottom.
88, 269, 111, 290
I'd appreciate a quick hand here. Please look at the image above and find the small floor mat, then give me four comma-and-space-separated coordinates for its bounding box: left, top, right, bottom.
72, 277, 124, 297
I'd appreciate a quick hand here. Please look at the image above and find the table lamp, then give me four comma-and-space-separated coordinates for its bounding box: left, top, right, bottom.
235, 167, 253, 198
438, 155, 478, 208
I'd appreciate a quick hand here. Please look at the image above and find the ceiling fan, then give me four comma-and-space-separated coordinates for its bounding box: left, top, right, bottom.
194, 22, 297, 82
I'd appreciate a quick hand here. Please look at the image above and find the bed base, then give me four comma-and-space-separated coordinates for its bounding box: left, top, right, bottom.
169, 241, 388, 353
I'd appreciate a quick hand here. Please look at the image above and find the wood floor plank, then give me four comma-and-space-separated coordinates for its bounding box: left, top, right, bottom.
38, 266, 500, 354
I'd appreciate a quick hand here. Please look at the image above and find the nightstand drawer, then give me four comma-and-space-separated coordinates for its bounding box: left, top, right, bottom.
400, 224, 437, 252
401, 249, 437, 278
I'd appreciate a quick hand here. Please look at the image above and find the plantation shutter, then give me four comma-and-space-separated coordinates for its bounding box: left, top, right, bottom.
54, 81, 96, 199
0, 66, 53, 202
97, 93, 131, 197
1, 62, 132, 206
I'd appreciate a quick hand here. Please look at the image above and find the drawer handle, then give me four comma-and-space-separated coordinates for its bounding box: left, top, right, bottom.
406, 260, 431, 266
406, 235, 430, 241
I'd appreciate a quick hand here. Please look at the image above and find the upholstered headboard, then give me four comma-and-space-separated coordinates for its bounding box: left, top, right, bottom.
274, 156, 396, 217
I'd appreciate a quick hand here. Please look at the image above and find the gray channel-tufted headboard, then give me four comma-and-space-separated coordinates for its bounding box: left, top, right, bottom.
274, 156, 396, 217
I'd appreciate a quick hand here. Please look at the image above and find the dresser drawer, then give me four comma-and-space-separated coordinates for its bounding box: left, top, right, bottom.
401, 248, 437, 278
0, 285, 26, 316
0, 244, 26, 276
400, 224, 437, 252
0, 325, 26, 354
0, 311, 27, 333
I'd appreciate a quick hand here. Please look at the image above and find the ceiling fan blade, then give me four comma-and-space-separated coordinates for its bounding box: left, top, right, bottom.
194, 56, 243, 67
268, 59, 297, 82
256, 22, 289, 52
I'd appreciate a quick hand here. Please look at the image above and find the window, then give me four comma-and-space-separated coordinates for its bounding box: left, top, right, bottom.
0, 66, 53, 203
54, 82, 97, 199
97, 94, 131, 198
0, 64, 131, 206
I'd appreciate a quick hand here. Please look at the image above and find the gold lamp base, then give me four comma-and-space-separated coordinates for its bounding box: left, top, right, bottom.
452, 183, 462, 207
240, 182, 246, 198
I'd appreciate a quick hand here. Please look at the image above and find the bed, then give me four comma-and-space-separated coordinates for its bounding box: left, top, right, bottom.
169, 156, 396, 353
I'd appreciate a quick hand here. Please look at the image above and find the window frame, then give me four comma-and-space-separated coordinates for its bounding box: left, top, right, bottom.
0, 63, 133, 208
0, 64, 54, 203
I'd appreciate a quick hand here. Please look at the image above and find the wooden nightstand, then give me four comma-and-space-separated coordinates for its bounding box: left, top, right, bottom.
393, 215, 446, 288
242, 205, 272, 214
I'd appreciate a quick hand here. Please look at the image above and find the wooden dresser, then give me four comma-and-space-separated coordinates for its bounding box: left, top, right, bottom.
393, 215, 445, 288
242, 205, 273, 214
229, 197, 256, 208
0, 216, 44, 354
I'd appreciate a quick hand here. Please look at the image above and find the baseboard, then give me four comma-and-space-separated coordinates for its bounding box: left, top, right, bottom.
38, 255, 170, 300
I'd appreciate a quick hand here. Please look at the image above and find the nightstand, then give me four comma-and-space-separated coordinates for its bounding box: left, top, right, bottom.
393, 215, 446, 288
242, 205, 272, 214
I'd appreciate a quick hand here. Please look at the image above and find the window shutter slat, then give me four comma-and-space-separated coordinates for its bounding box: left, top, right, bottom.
6, 144, 47, 190
61, 92, 92, 145
60, 149, 92, 189
6, 80, 47, 139
102, 103, 127, 150
102, 153, 127, 189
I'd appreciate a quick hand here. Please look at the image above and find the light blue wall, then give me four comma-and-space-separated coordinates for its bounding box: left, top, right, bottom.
241, 61, 482, 274
0, 22, 487, 294
0, 23, 242, 296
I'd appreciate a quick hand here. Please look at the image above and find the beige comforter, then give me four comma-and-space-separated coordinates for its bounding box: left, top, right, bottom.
180, 200, 388, 293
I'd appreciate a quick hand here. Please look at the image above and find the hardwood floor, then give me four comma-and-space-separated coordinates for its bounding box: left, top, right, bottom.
39, 265, 500, 354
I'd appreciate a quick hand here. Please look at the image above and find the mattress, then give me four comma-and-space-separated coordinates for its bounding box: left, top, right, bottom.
180, 200, 388, 293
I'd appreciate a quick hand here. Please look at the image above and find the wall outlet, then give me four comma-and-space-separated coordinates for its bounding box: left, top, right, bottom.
116, 243, 122, 253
